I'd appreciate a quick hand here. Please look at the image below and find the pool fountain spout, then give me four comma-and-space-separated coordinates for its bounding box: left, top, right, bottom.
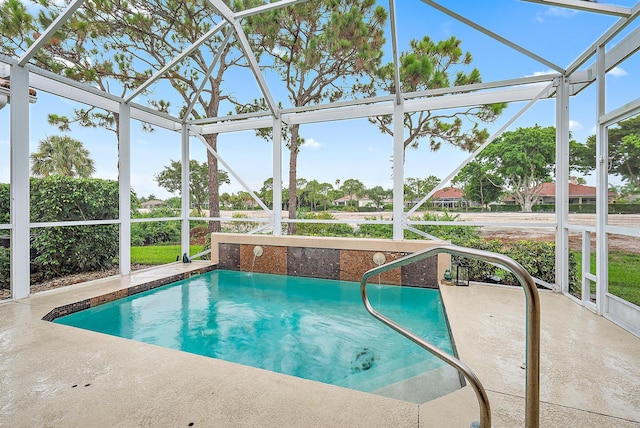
373, 252, 385, 285
251, 246, 264, 273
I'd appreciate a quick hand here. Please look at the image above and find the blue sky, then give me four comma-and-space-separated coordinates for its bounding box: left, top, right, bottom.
1, 0, 638, 199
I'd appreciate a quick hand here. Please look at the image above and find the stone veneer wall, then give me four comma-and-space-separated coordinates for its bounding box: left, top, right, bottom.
213, 234, 450, 289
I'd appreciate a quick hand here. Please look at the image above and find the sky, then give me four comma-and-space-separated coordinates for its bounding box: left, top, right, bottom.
1, 0, 639, 199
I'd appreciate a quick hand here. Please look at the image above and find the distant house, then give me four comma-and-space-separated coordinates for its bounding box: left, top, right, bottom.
332, 194, 391, 208
141, 199, 166, 209
332, 195, 370, 207
503, 178, 616, 205
431, 187, 466, 209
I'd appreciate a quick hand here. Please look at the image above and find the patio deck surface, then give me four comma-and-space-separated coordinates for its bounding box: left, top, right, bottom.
1, 262, 639, 427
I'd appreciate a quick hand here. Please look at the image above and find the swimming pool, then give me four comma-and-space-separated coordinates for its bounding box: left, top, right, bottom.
54, 269, 460, 402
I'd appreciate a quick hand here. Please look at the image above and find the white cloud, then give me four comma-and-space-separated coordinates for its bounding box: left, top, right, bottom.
526, 70, 557, 78
302, 138, 322, 149
608, 66, 628, 77
545, 7, 578, 18
569, 120, 583, 132
536, 6, 578, 23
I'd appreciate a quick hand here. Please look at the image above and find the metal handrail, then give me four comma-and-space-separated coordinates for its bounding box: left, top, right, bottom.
360, 244, 540, 428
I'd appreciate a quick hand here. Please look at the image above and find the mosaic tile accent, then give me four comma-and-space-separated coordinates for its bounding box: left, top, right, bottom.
287, 247, 340, 280
218, 243, 240, 270
340, 250, 403, 284
239, 244, 287, 275
42, 264, 217, 322
42, 300, 90, 321
401, 255, 438, 288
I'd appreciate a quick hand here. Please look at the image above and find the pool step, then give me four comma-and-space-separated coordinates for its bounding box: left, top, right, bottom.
372, 364, 463, 404
333, 357, 451, 395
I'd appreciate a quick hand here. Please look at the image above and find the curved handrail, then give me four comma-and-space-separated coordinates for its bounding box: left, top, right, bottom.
360, 244, 540, 428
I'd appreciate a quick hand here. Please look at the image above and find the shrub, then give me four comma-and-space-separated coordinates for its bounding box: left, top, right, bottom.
297, 212, 355, 237
452, 238, 504, 282
0, 183, 9, 224
407, 211, 480, 242
356, 216, 392, 239
0, 246, 9, 290
488, 204, 522, 212
131, 207, 181, 246
454, 237, 577, 288
30, 177, 121, 278
32, 224, 119, 278
189, 209, 208, 229
222, 213, 259, 234
502, 240, 556, 285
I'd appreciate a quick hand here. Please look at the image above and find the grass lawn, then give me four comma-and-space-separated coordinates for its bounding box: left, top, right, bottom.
131, 245, 205, 265
574, 250, 640, 307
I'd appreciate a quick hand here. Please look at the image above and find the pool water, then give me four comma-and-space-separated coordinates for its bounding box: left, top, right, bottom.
55, 270, 457, 398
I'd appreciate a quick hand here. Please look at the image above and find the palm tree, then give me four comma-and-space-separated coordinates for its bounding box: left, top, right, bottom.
30, 135, 95, 178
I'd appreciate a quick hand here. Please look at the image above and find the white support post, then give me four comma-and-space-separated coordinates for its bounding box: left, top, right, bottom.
9, 66, 30, 299
392, 101, 405, 241
595, 45, 608, 316
119, 102, 131, 275
582, 230, 592, 304
555, 76, 570, 293
272, 118, 283, 236
181, 125, 190, 258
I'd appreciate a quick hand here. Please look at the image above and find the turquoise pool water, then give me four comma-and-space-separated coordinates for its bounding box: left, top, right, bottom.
55, 270, 455, 395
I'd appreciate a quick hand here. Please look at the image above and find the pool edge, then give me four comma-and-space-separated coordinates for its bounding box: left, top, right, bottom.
42, 264, 218, 321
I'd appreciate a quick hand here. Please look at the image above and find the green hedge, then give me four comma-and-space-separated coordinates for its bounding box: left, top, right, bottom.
0, 183, 9, 224
297, 212, 354, 237
486, 204, 522, 212
453, 238, 577, 287
0, 177, 123, 286
30, 177, 120, 279
131, 207, 181, 246
490, 203, 640, 214
608, 203, 640, 214
0, 246, 9, 288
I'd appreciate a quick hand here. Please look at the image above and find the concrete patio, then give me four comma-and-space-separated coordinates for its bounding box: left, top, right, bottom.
1, 262, 639, 427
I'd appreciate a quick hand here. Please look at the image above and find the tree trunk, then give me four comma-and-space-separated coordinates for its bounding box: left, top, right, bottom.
205, 134, 221, 234
288, 124, 300, 235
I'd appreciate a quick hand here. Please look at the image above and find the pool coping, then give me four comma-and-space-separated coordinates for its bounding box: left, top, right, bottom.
41, 263, 218, 321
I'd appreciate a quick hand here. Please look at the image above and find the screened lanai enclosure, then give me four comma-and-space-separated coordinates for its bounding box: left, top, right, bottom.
1, 0, 639, 339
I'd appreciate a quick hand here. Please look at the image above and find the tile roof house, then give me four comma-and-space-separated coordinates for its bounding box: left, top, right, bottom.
431, 187, 466, 209
503, 178, 616, 205
140, 199, 166, 209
